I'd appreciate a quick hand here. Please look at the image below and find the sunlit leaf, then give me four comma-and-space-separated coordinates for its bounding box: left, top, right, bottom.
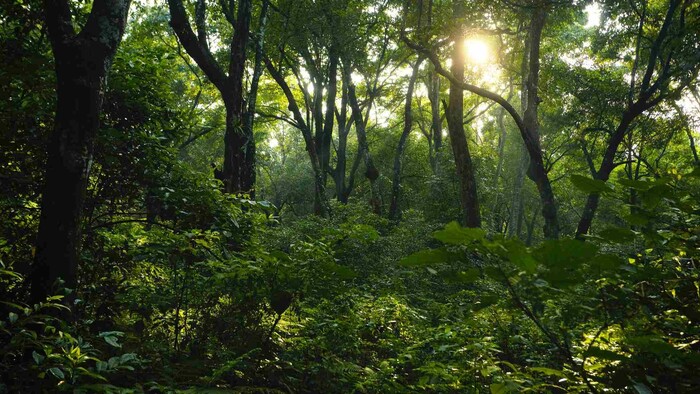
433, 222, 485, 245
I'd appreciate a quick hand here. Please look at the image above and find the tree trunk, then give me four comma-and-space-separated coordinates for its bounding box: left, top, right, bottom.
389, 56, 424, 221
32, 0, 131, 304
242, 0, 269, 197
264, 57, 329, 216
522, 7, 558, 239
168, 0, 255, 196
334, 77, 351, 202
346, 69, 382, 214
222, 0, 253, 195
320, 51, 338, 186
428, 67, 442, 173
492, 106, 508, 233
445, 34, 481, 228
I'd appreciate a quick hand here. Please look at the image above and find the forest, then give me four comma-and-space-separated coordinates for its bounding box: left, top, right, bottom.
1, 0, 699, 392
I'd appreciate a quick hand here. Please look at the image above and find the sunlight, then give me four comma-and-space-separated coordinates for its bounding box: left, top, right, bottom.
268, 137, 279, 148
465, 38, 489, 64
585, 3, 601, 28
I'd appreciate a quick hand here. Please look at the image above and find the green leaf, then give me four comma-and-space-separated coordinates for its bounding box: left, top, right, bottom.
103, 335, 121, 348
48, 367, 65, 380
627, 335, 677, 355
585, 346, 627, 361
688, 166, 700, 178
529, 366, 566, 377
533, 239, 598, 287
633, 382, 653, 394
399, 249, 455, 267
441, 268, 480, 284
433, 222, 485, 245
617, 178, 653, 191
503, 240, 537, 274
8, 312, 18, 324
32, 351, 44, 365
598, 227, 636, 243
641, 184, 671, 208
589, 254, 625, 272
623, 212, 650, 226
570, 175, 613, 194
533, 239, 598, 268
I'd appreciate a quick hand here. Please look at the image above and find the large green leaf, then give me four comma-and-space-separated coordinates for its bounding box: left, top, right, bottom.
399, 249, 455, 267
570, 175, 613, 194
585, 346, 627, 361
503, 240, 537, 274
533, 239, 599, 268
440, 268, 480, 284
433, 221, 485, 245
598, 227, 636, 243
617, 178, 653, 191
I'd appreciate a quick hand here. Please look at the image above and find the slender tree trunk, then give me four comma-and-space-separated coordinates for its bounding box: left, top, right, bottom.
169, 0, 254, 196
320, 51, 338, 186
223, 0, 252, 195
32, 0, 131, 304
522, 7, 558, 239
242, 0, 269, 197
264, 57, 328, 216
445, 31, 480, 228
346, 68, 382, 214
576, 0, 686, 237
335, 80, 350, 202
389, 56, 424, 221
428, 67, 442, 173
492, 106, 508, 233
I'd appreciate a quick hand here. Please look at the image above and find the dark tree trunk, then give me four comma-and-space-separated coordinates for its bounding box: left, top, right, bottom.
265, 57, 329, 216
223, 0, 253, 195
445, 33, 481, 228
320, 52, 338, 186
492, 106, 508, 233
346, 69, 382, 214
334, 75, 351, 202
32, 0, 131, 304
576, 0, 689, 237
389, 56, 424, 221
428, 67, 442, 173
242, 0, 269, 197
168, 0, 255, 196
522, 7, 558, 239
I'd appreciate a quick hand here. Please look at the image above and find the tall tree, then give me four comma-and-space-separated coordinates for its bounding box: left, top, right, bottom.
403, 2, 560, 238
444, 3, 481, 227
575, 0, 700, 237
31, 0, 131, 304
167, 0, 256, 195
389, 56, 425, 221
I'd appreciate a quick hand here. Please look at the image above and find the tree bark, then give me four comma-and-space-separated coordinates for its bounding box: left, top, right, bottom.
32, 0, 131, 304
389, 56, 424, 221
428, 67, 442, 173
347, 69, 382, 214
522, 7, 558, 239
242, 0, 270, 197
265, 57, 329, 216
445, 34, 481, 228
168, 0, 254, 195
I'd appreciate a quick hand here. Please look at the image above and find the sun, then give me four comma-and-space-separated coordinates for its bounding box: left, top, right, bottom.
465, 38, 489, 64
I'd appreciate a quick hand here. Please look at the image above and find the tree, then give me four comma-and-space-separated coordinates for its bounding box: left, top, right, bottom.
575, 0, 700, 237
167, 0, 261, 196
31, 0, 131, 304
